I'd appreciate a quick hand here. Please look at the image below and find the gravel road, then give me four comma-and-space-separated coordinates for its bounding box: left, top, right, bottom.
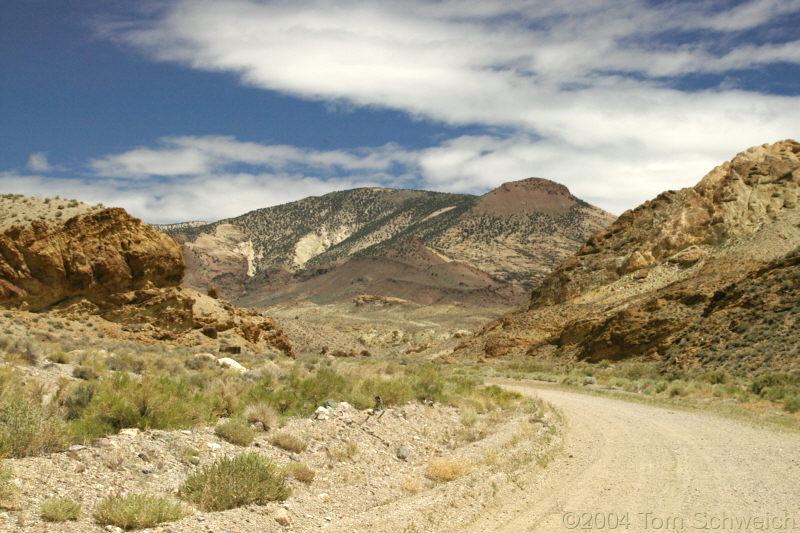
468, 383, 800, 533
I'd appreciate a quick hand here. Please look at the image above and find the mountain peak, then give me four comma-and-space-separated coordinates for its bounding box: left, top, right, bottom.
474, 177, 577, 217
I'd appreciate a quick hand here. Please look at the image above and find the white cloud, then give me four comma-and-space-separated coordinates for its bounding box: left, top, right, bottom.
6, 1, 799, 223
93, 1, 800, 200
26, 153, 52, 172
0, 134, 743, 223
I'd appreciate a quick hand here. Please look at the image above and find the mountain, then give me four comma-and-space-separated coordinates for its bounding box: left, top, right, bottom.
468, 140, 800, 374
161, 178, 614, 307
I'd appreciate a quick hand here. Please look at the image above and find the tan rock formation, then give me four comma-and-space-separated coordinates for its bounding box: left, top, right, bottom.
0, 208, 183, 310
468, 140, 800, 373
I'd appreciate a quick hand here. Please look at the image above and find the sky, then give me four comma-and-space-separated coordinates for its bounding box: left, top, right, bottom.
1, 1, 799, 224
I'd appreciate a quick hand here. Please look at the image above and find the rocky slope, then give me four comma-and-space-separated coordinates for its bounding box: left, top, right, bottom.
161, 179, 614, 307
0, 196, 293, 357
468, 140, 800, 374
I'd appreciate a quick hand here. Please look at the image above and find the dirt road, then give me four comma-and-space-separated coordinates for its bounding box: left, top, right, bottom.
468, 383, 800, 533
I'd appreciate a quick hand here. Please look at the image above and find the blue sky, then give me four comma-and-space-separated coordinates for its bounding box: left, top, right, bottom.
1, 0, 799, 223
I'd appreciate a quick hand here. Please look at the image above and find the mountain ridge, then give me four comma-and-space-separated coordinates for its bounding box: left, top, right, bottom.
161, 179, 615, 307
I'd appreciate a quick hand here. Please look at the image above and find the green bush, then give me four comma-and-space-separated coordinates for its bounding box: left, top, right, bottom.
94, 493, 185, 530
41, 497, 81, 522
750, 373, 800, 397
0, 397, 68, 457
784, 395, 800, 414
699, 370, 729, 385
214, 419, 254, 446
180, 453, 288, 511
66, 373, 215, 441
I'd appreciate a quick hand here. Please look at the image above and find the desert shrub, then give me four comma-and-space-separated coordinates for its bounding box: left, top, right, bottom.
750, 373, 800, 397
608, 377, 629, 388
666, 382, 686, 397
179, 453, 288, 511
270, 432, 307, 453
94, 494, 185, 530
0, 397, 68, 457
243, 402, 278, 430
356, 377, 414, 408
618, 362, 660, 380
699, 370, 729, 385
214, 419, 254, 446
67, 373, 215, 441
40, 497, 81, 522
0, 461, 16, 510
784, 395, 800, 413
425, 457, 472, 482
460, 408, 478, 427
245, 364, 522, 420
282, 462, 315, 483
47, 351, 70, 364
73, 365, 98, 380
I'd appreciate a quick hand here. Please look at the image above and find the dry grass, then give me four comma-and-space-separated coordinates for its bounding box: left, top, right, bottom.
243, 402, 278, 429
425, 456, 472, 482
94, 493, 185, 530
214, 418, 254, 446
40, 497, 81, 522
270, 431, 307, 453
283, 462, 315, 483
401, 476, 423, 494
0, 461, 17, 510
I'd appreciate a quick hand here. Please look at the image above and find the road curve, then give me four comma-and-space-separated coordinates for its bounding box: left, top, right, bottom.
467, 383, 800, 533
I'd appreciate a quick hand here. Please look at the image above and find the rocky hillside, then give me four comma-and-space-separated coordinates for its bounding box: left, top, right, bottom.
0, 195, 293, 357
161, 179, 614, 306
469, 140, 800, 374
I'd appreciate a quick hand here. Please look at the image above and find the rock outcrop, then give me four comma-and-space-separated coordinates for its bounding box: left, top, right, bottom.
469, 140, 800, 373
0, 208, 183, 310
0, 198, 294, 357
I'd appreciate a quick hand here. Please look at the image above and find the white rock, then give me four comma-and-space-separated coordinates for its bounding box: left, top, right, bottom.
217, 357, 247, 373
274, 508, 292, 526
118, 428, 141, 438
206, 442, 222, 450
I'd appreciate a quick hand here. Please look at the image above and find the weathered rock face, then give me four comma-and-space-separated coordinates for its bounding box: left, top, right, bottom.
0, 208, 184, 310
470, 140, 800, 373
0, 200, 294, 357
99, 286, 295, 357
531, 140, 800, 308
